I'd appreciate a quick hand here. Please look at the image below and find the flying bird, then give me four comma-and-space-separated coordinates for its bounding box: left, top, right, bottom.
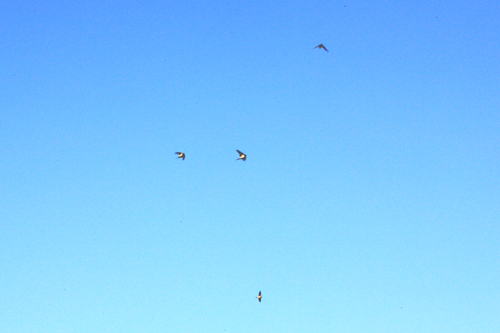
256, 291, 262, 302
236, 150, 246, 161
175, 152, 185, 160
314, 44, 328, 52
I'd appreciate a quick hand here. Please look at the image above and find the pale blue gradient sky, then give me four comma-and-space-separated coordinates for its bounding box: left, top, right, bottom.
1, 0, 499, 332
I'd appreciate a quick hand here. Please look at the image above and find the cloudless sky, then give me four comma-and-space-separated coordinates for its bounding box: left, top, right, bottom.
1, 0, 499, 332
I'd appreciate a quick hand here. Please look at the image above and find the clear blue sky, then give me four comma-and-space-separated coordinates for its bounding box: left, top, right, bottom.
1, 0, 499, 332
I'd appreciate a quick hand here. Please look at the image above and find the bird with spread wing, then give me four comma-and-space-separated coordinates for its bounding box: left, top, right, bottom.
236, 150, 246, 161
314, 44, 328, 52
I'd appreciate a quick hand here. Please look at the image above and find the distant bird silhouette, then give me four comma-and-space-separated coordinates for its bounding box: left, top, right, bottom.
236, 150, 246, 161
175, 152, 185, 160
314, 44, 328, 52
256, 291, 262, 302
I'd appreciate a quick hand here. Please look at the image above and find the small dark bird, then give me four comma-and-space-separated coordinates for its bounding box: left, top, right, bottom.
314, 44, 328, 52
256, 291, 262, 302
175, 152, 185, 160
236, 150, 246, 161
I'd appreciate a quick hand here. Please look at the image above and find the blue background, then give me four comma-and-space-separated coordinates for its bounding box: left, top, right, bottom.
1, 0, 499, 332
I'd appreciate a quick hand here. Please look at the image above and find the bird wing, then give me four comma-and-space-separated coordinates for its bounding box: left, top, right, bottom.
322, 45, 329, 51
259, 291, 261, 296
175, 152, 182, 155
236, 150, 243, 156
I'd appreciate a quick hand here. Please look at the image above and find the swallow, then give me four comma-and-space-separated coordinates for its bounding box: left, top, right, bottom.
314, 44, 328, 52
236, 150, 246, 161
256, 291, 262, 302
175, 152, 185, 160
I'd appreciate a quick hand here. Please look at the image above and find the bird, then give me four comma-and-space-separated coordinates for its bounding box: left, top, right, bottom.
314, 44, 328, 52
256, 291, 262, 302
175, 152, 185, 160
236, 150, 246, 161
